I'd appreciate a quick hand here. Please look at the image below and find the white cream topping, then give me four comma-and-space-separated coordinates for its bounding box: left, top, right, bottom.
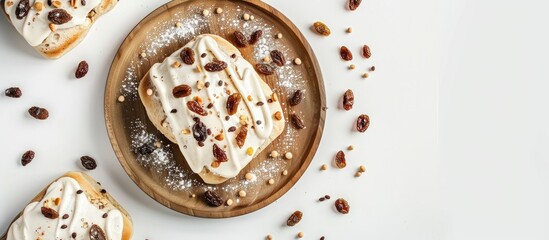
7, 177, 123, 240
149, 35, 274, 179
4, 0, 101, 46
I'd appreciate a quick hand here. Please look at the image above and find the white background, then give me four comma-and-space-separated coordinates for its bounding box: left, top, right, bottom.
1, 0, 548, 239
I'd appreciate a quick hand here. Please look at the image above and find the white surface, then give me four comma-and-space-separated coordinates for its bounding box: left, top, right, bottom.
0, 0, 548, 239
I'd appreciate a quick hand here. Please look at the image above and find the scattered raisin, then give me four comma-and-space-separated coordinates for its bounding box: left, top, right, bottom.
335, 198, 350, 214
5, 87, 22, 98
286, 211, 303, 226
180, 47, 195, 65
192, 121, 208, 142
172, 84, 192, 98
15, 0, 31, 19
313, 21, 331, 36
204, 190, 223, 207
187, 101, 208, 116
233, 31, 247, 47
212, 144, 228, 162
28, 106, 49, 120
41, 207, 59, 219
204, 60, 228, 72
357, 114, 370, 133
170, 109, 177, 113
249, 30, 263, 45
291, 114, 305, 129
226, 93, 242, 115
270, 50, 285, 67
343, 89, 354, 111
21, 150, 35, 166
75, 61, 88, 79
362, 44, 371, 58
340, 46, 353, 61
235, 125, 248, 148
81, 0, 86, 6
80, 156, 97, 170
89, 224, 106, 240
62, 214, 69, 219
289, 90, 304, 106
335, 151, 346, 168
48, 9, 73, 25
228, 126, 237, 132
201, 53, 207, 58
349, 0, 362, 10
255, 64, 275, 75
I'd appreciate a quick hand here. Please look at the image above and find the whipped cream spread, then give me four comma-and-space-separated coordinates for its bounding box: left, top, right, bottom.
4, 0, 101, 46
7, 177, 123, 240
149, 35, 276, 179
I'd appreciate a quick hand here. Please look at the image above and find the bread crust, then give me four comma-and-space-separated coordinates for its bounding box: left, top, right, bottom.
138, 34, 285, 184
0, 172, 133, 240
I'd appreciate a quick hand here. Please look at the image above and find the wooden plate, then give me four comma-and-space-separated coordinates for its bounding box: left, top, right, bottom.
105, 0, 325, 218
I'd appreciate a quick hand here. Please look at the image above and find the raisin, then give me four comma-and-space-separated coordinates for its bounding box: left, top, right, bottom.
204, 190, 223, 207
47, 0, 52, 6
313, 21, 331, 36
75, 61, 88, 79
226, 93, 242, 116
357, 114, 370, 133
362, 44, 371, 58
81, 0, 86, 6
15, 0, 30, 19
80, 156, 97, 170
340, 46, 353, 61
204, 60, 228, 72
48, 9, 73, 25
89, 224, 106, 240
233, 31, 247, 47
5, 87, 22, 98
41, 207, 59, 219
192, 121, 208, 142
228, 126, 237, 132
172, 84, 192, 98
335, 198, 350, 214
179, 47, 195, 65
286, 211, 303, 226
291, 114, 305, 129
335, 151, 346, 168
28, 106, 49, 120
349, 0, 362, 10
270, 50, 285, 67
235, 125, 248, 148
137, 143, 155, 155
289, 90, 304, 106
343, 89, 354, 111
249, 30, 263, 45
212, 144, 228, 162
255, 64, 275, 75
21, 150, 35, 166
187, 101, 208, 116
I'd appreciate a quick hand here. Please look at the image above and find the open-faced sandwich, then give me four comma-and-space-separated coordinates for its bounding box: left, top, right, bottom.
2, 0, 117, 59
139, 34, 285, 184
2, 172, 133, 240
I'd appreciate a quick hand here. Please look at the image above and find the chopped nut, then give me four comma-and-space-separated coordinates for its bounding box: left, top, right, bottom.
349, 64, 356, 70
215, 133, 224, 141
172, 61, 181, 68
195, 65, 202, 72
226, 199, 233, 206
348, 145, 354, 150
293, 58, 302, 65
215, 7, 223, 14
239, 190, 247, 197
270, 150, 279, 158
140, 52, 147, 58
246, 147, 254, 156
181, 129, 191, 135
211, 161, 220, 168
6, 1, 13, 7
117, 95, 125, 102
271, 92, 278, 102
34, 2, 43, 11
154, 141, 162, 148
285, 152, 293, 160
266, 235, 273, 240
268, 179, 275, 185
297, 232, 304, 238
245, 172, 254, 180
359, 165, 366, 172
196, 80, 205, 90
346, 27, 353, 33
52, 1, 61, 8
191, 194, 196, 198
202, 9, 210, 16
274, 111, 282, 121
276, 33, 283, 39
247, 95, 253, 101
54, 197, 61, 206
321, 164, 328, 170
146, 89, 153, 96
175, 22, 183, 28
362, 73, 369, 79
282, 170, 288, 176
194, 96, 203, 104
355, 172, 362, 177
263, 56, 271, 62
243, 13, 250, 20
48, 23, 56, 32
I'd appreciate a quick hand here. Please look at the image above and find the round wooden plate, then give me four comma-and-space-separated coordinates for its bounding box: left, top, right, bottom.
105, 0, 325, 218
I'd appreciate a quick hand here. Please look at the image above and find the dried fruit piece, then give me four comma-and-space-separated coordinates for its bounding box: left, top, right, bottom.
362, 44, 371, 58
180, 47, 195, 65
270, 50, 285, 67
75, 61, 88, 78
213, 144, 228, 162
291, 114, 305, 129
5, 87, 22, 98
15, 0, 31, 19
28, 106, 49, 120
187, 101, 208, 116
249, 30, 263, 45
313, 21, 331, 36
172, 84, 192, 98
89, 224, 106, 240
204, 60, 228, 72
340, 46, 353, 61
357, 114, 370, 133
226, 93, 242, 115
204, 190, 223, 207
343, 89, 354, 111
21, 150, 35, 166
255, 64, 275, 75
80, 156, 97, 170
349, 0, 362, 10
41, 207, 59, 219
235, 125, 248, 148
192, 121, 208, 142
289, 90, 304, 106
286, 211, 303, 226
48, 9, 72, 25
335, 198, 350, 214
335, 150, 346, 168
233, 31, 247, 47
